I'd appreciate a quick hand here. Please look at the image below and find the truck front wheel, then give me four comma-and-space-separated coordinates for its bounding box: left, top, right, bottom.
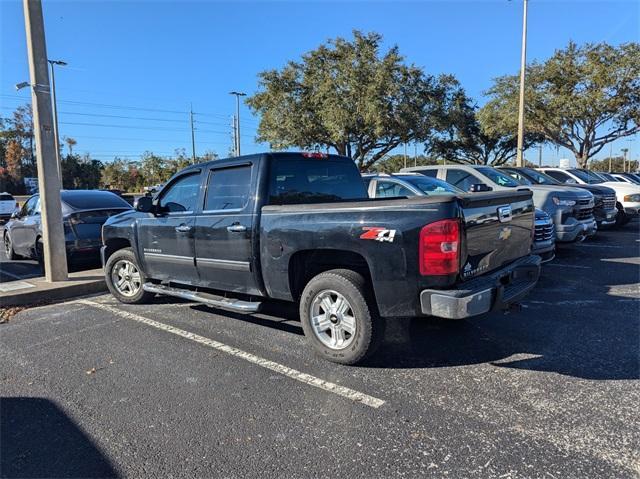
299, 269, 384, 365
105, 247, 154, 304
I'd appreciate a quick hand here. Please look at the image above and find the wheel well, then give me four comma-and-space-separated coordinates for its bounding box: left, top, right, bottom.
104, 238, 131, 262
288, 249, 373, 300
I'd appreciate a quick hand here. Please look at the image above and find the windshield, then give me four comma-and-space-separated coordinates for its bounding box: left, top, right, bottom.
476, 167, 522, 187
597, 172, 616, 182
568, 169, 603, 184
520, 168, 560, 185
404, 176, 462, 195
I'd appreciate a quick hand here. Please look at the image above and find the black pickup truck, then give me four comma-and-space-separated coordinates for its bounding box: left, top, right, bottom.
101, 152, 541, 364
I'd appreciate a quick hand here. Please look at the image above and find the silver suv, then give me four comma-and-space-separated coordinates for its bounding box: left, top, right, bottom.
402, 165, 597, 242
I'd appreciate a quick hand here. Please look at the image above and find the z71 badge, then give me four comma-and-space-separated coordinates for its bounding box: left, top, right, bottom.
360, 227, 397, 243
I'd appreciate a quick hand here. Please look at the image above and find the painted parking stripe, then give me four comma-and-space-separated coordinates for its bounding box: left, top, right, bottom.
545, 263, 591, 270
77, 299, 385, 409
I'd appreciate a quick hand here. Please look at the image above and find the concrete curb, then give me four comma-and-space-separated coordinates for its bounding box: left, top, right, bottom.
0, 269, 107, 307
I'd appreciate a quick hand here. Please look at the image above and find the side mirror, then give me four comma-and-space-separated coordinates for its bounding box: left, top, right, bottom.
136, 196, 154, 213
10, 211, 20, 220
468, 183, 493, 193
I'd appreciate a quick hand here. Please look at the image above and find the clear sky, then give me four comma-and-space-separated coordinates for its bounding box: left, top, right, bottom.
1, 0, 638, 166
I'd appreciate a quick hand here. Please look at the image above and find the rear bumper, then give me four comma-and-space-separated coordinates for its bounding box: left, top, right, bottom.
555, 218, 597, 242
419, 255, 541, 320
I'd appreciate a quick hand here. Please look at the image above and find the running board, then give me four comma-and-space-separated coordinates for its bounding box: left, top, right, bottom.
142, 283, 261, 313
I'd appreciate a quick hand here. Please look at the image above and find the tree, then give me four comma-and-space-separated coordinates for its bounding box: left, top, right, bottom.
247, 31, 462, 170
589, 156, 638, 173
61, 154, 103, 189
484, 41, 640, 168
64, 136, 77, 155
427, 92, 544, 166
1, 104, 35, 178
370, 154, 438, 173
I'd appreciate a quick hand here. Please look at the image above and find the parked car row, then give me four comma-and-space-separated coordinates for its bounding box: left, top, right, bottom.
2, 153, 636, 366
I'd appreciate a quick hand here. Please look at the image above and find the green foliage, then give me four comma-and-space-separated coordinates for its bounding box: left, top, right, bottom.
61, 154, 103, 189
370, 154, 439, 173
484, 41, 640, 168
427, 92, 543, 166
247, 31, 463, 170
589, 156, 639, 173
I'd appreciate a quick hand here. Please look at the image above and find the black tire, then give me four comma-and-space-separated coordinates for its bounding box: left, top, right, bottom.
4, 232, 18, 260
104, 247, 154, 304
615, 203, 630, 227
299, 269, 385, 365
35, 237, 44, 266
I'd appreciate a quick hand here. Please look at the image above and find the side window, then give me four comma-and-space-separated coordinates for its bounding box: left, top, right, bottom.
159, 173, 200, 213
22, 196, 38, 216
446, 169, 480, 192
545, 170, 571, 183
375, 181, 414, 198
417, 169, 438, 178
204, 165, 252, 211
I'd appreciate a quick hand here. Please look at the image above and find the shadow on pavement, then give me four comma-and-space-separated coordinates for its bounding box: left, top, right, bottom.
0, 397, 119, 478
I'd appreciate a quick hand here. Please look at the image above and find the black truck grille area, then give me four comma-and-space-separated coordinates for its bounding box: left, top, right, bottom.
577, 199, 592, 207
576, 208, 594, 220
602, 196, 616, 210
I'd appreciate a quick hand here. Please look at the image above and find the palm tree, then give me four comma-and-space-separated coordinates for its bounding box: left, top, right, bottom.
64, 136, 77, 155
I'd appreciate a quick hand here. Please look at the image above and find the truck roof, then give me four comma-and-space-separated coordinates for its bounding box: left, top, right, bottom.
181, 152, 354, 173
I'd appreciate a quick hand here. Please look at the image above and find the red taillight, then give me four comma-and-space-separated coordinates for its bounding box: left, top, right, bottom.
419, 219, 460, 276
301, 152, 328, 158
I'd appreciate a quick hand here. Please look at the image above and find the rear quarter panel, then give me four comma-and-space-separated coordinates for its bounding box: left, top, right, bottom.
260, 197, 460, 317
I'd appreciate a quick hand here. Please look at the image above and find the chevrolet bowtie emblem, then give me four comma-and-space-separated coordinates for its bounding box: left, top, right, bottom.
499, 227, 512, 241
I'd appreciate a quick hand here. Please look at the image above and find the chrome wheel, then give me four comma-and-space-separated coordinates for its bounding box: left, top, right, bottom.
111, 259, 142, 297
309, 289, 357, 350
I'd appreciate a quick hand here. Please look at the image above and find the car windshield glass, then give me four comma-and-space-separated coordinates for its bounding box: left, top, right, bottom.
476, 167, 522, 187
404, 176, 461, 195
62, 191, 132, 210
568, 169, 603, 184
520, 168, 560, 185
269, 158, 367, 204
597, 172, 616, 182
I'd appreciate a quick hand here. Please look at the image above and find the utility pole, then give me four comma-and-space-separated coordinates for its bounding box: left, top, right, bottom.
230, 115, 238, 156
47, 59, 65, 180
23, 0, 68, 281
414, 143, 418, 167
189, 104, 196, 164
609, 143, 613, 172
621, 148, 629, 174
229, 91, 246, 156
538, 144, 542, 167
515, 0, 528, 167
404, 143, 407, 169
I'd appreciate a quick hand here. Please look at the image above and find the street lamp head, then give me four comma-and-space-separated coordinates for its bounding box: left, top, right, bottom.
229, 91, 247, 97
48, 59, 67, 66
15, 81, 30, 91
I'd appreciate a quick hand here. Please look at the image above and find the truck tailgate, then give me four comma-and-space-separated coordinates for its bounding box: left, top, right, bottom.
458, 189, 534, 280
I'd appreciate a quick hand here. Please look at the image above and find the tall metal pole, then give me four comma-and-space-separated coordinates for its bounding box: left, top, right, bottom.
538, 144, 542, 167
23, 0, 68, 281
48, 61, 62, 180
190, 104, 196, 164
609, 143, 613, 172
515, 0, 528, 167
403, 143, 407, 169
414, 143, 417, 167
622, 148, 629, 174
229, 91, 246, 156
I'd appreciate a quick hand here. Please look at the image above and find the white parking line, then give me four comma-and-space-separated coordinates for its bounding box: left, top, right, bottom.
77, 299, 386, 409
545, 263, 591, 269
578, 244, 623, 249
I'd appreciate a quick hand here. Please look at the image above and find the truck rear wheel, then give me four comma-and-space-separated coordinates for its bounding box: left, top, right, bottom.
105, 247, 154, 304
299, 269, 384, 365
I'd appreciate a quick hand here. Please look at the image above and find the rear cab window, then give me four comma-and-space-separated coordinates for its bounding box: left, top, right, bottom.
62, 191, 131, 210
268, 156, 367, 205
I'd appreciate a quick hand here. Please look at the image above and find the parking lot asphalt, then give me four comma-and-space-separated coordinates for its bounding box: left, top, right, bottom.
1, 221, 639, 478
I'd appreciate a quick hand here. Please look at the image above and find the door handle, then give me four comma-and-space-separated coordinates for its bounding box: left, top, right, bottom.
175, 224, 192, 233
227, 224, 247, 233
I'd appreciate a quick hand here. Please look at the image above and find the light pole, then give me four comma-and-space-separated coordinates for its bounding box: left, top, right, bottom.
515, 0, 528, 167
621, 148, 629, 173
48, 59, 66, 180
229, 91, 246, 156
